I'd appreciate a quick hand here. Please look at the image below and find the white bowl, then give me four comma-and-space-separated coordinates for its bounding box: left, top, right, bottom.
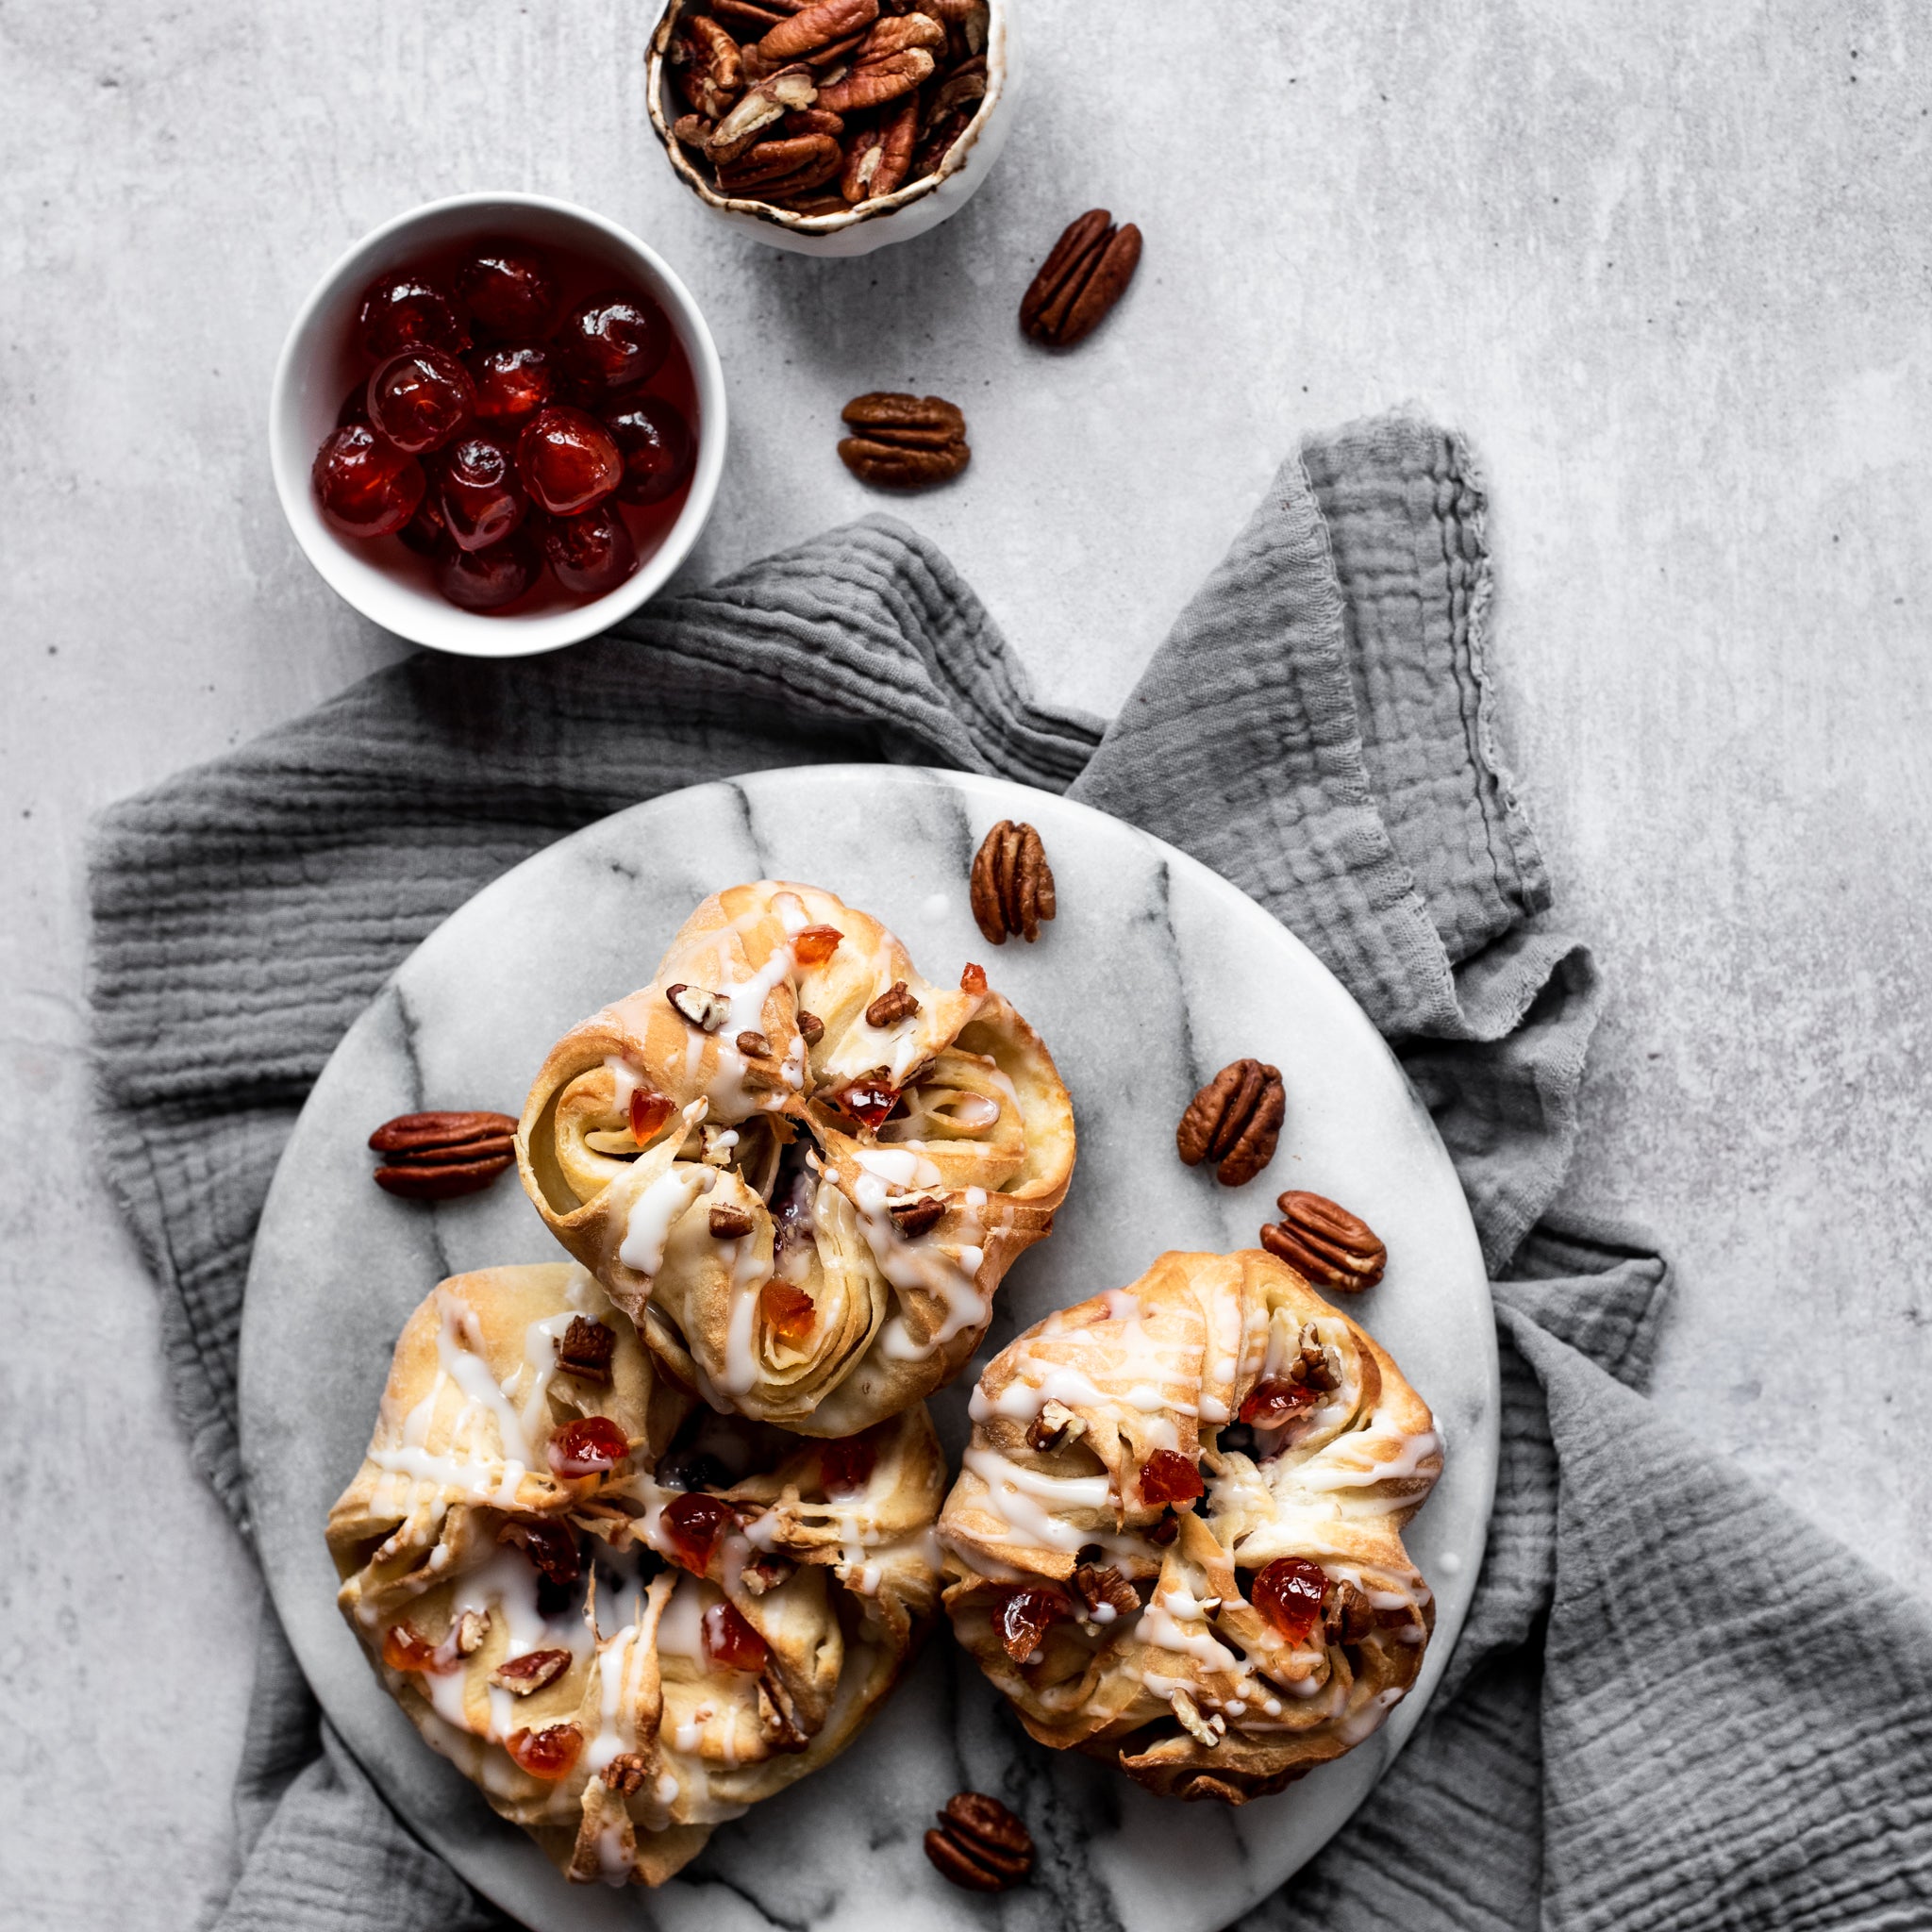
269, 192, 726, 658
646, 0, 1015, 258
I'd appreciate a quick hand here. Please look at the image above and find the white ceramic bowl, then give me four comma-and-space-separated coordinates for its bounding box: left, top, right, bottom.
646, 0, 1015, 258
269, 192, 725, 658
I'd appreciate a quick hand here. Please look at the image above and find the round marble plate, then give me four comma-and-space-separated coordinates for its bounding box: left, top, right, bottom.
240, 765, 1497, 1932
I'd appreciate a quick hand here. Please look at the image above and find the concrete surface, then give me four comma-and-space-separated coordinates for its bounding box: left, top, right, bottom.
5, 0, 1929, 1924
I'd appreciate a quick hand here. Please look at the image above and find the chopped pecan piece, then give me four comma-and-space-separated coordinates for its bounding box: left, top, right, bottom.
838, 391, 969, 488
757, 1673, 812, 1751
969, 820, 1055, 944
1324, 1577, 1375, 1645
554, 1315, 617, 1385
490, 1647, 572, 1695
1261, 1191, 1388, 1291
601, 1751, 649, 1794
1175, 1058, 1285, 1187
886, 1192, 945, 1239
795, 1008, 825, 1044
924, 1790, 1035, 1893
710, 1202, 756, 1239
740, 1550, 798, 1595
666, 982, 731, 1031
1170, 1686, 1225, 1748
737, 1029, 773, 1058
453, 1608, 491, 1657
1022, 208, 1144, 348
865, 979, 920, 1026
1025, 1397, 1085, 1453
368, 1109, 517, 1200
1072, 1562, 1139, 1618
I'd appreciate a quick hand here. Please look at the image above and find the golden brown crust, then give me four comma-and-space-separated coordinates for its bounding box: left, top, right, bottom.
328, 1264, 946, 1886
937, 1250, 1441, 1801
515, 881, 1074, 1434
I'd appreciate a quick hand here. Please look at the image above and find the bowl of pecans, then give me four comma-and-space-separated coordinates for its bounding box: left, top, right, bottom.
646, 0, 1014, 256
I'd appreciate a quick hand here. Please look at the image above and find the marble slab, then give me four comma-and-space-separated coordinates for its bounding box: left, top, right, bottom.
238, 765, 1498, 1932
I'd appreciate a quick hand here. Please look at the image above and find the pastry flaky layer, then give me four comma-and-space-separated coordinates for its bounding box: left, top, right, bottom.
327, 1263, 947, 1888
937, 1250, 1442, 1803
516, 880, 1076, 1438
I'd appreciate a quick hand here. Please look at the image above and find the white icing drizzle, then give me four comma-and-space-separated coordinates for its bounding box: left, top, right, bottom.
864, 1181, 987, 1361
619, 1164, 715, 1277
959, 1445, 1134, 1556
719, 1229, 775, 1395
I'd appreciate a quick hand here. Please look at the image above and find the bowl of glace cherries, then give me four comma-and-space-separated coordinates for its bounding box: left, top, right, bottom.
271, 193, 725, 657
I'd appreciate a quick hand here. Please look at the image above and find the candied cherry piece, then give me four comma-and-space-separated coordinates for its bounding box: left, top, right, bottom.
791, 924, 842, 966
435, 531, 539, 612
819, 1433, 876, 1495
559, 290, 670, 391
660, 1491, 736, 1574
313, 425, 425, 540
466, 342, 559, 430
498, 1516, 581, 1586
357, 270, 468, 358
438, 435, 526, 552
547, 1415, 630, 1478
1239, 1377, 1320, 1428
995, 1587, 1074, 1665
760, 1279, 816, 1343
1139, 1448, 1205, 1507
702, 1600, 770, 1674
368, 348, 474, 456
1252, 1556, 1328, 1643
629, 1087, 675, 1142
604, 395, 695, 506
398, 490, 446, 557
540, 503, 636, 598
456, 244, 560, 339
505, 1723, 583, 1781
380, 1621, 441, 1674
835, 1073, 899, 1130
517, 406, 624, 517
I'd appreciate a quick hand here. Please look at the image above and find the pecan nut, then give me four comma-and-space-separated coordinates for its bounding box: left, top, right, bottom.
554, 1316, 617, 1385
838, 392, 969, 488
1072, 1561, 1138, 1617
969, 820, 1056, 944
710, 1202, 757, 1239
923, 1791, 1035, 1892
704, 63, 820, 163
490, 1647, 572, 1695
1261, 1191, 1388, 1291
672, 13, 743, 119
815, 45, 935, 114
601, 1751, 649, 1794
886, 1193, 945, 1238
667, 982, 731, 1031
368, 1109, 517, 1199
744, 0, 876, 76
841, 92, 919, 202
1021, 209, 1143, 348
1175, 1059, 1285, 1187
716, 131, 843, 197
795, 1008, 825, 1045
864, 979, 920, 1026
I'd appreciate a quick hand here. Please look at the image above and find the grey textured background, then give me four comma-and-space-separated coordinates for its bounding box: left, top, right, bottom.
5, 1, 1928, 1924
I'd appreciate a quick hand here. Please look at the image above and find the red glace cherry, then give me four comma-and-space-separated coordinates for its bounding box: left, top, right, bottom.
819, 1434, 877, 1495
367, 348, 474, 456
1251, 1557, 1328, 1643
380, 1621, 442, 1674
702, 1600, 770, 1674
1138, 1449, 1205, 1507
558, 291, 670, 392
434, 531, 539, 612
467, 343, 559, 431
438, 436, 526, 553
660, 1491, 736, 1575
790, 924, 842, 967
995, 1587, 1074, 1664
312, 425, 425, 540
455, 244, 560, 340
398, 491, 447, 557
539, 503, 636, 598
759, 1280, 816, 1342
629, 1088, 675, 1143
547, 1415, 630, 1478
604, 396, 694, 505
497, 1516, 582, 1586
356, 271, 469, 359
517, 407, 623, 517
1239, 1379, 1320, 1428
835, 1074, 899, 1131
505, 1724, 583, 1781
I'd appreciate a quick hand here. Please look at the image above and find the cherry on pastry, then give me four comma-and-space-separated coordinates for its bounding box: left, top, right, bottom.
660, 1491, 735, 1574
819, 1434, 877, 1495
1251, 1555, 1328, 1643
605, 395, 695, 505
434, 530, 539, 611
312, 424, 425, 539
367, 348, 475, 456
517, 406, 624, 516
454, 243, 560, 340
702, 1600, 769, 1673
466, 342, 559, 431
558, 291, 670, 392
538, 502, 635, 597
356, 270, 469, 359
546, 1414, 629, 1477
438, 436, 527, 552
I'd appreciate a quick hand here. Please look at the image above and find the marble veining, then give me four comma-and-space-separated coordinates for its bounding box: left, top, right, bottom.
237, 765, 1497, 1932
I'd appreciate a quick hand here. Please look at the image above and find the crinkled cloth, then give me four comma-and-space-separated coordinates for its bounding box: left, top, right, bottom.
90, 415, 1932, 1931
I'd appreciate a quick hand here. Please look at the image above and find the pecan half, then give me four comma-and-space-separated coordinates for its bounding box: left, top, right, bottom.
1073, 1561, 1140, 1618
716, 131, 842, 196
601, 1751, 649, 1794
838, 391, 970, 488
853, 9, 944, 62
865, 979, 920, 1026
705, 63, 820, 163
368, 1109, 517, 1200
816, 44, 935, 113
667, 982, 731, 1031
841, 92, 920, 202
1323, 1577, 1375, 1645
710, 1202, 756, 1239
924, 0, 989, 58
673, 13, 744, 119
1261, 1191, 1388, 1291
737, 1029, 773, 1058
969, 820, 1055, 943
713, 0, 788, 30
490, 1647, 572, 1696
1021, 209, 1144, 348
795, 1008, 825, 1045
1175, 1058, 1285, 1187
926, 51, 987, 119
924, 1791, 1035, 1893
886, 1193, 945, 1238
554, 1316, 617, 1385
911, 101, 974, 179
744, 0, 876, 76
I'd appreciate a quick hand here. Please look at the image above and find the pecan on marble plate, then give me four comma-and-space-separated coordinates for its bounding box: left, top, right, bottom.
1261, 1190, 1388, 1291
1175, 1059, 1285, 1188
969, 819, 1055, 943
924, 1790, 1035, 1892
368, 1109, 518, 1200
1021, 208, 1143, 348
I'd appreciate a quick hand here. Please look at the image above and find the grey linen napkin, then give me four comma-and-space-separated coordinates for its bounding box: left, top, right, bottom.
88, 415, 1932, 1931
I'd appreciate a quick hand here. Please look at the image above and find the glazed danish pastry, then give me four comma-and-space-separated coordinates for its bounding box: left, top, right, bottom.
937, 1249, 1441, 1803
516, 881, 1075, 1437
327, 1263, 946, 1887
